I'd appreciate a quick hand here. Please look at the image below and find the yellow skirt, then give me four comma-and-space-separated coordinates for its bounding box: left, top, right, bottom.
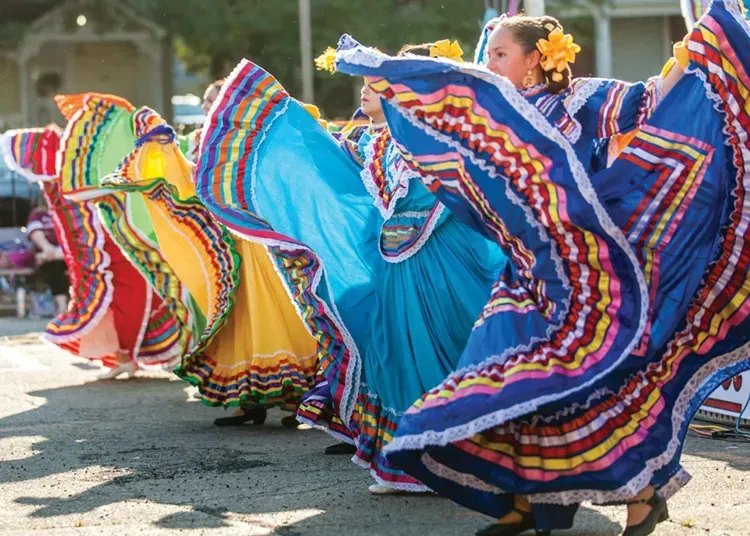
131, 141, 317, 408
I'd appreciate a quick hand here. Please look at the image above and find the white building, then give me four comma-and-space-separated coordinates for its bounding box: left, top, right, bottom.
549, 0, 686, 82
0, 0, 172, 130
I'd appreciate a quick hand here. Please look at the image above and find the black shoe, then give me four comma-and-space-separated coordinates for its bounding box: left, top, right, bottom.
476, 508, 547, 536
213, 407, 267, 427
622, 491, 669, 536
324, 442, 357, 455
281, 415, 300, 429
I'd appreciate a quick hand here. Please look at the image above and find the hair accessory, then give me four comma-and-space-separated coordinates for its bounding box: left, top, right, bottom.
315, 47, 337, 73
544, 23, 556, 32
536, 27, 581, 82
429, 39, 464, 62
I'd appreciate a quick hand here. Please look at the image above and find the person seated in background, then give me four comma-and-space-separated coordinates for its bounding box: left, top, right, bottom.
26, 198, 69, 316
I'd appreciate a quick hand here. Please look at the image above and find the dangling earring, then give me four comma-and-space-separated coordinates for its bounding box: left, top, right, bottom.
523, 70, 536, 89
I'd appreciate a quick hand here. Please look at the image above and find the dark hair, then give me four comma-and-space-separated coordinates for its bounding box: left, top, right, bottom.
206, 79, 225, 93
397, 43, 433, 57
494, 15, 572, 94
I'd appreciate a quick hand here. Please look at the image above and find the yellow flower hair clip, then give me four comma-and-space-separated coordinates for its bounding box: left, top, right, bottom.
429, 39, 464, 62
315, 47, 337, 73
536, 28, 581, 83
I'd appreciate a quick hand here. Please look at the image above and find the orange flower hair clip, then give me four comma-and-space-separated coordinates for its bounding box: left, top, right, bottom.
536, 28, 581, 83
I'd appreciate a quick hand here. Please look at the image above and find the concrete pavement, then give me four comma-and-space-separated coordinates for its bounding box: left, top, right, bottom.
0, 320, 749, 535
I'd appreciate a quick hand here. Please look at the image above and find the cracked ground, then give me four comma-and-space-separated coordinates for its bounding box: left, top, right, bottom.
1, 320, 749, 535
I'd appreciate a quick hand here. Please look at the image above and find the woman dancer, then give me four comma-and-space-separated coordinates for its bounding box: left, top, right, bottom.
332, 0, 750, 533
1, 125, 185, 377
55, 93, 318, 426
198, 41, 505, 493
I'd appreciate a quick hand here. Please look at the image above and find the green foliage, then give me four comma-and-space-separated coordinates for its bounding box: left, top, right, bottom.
0, 22, 29, 48
132, 0, 490, 117
131, 0, 607, 118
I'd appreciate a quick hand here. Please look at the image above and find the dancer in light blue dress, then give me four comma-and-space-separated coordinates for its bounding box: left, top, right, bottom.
197, 43, 506, 493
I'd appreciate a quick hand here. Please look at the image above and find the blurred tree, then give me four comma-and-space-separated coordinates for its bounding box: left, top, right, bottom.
131, 0, 488, 117
0, 21, 27, 48
130, 0, 605, 117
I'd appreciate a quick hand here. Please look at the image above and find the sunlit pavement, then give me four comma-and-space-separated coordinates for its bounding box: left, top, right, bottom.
0, 321, 748, 535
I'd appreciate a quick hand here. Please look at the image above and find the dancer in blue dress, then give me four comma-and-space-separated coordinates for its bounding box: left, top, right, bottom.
345, 79, 506, 493
331, 0, 750, 533
197, 42, 506, 494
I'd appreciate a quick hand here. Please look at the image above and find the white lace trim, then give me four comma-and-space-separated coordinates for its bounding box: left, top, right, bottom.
520, 83, 548, 97
565, 79, 604, 119
359, 133, 414, 220
420, 453, 693, 505
359, 131, 419, 220
380, 203, 446, 264
335, 49, 648, 453
392, 210, 431, 218
359, 135, 382, 204
661, 469, 692, 500
421, 453, 505, 494
561, 78, 604, 145
337, 41, 478, 73
337, 46, 387, 69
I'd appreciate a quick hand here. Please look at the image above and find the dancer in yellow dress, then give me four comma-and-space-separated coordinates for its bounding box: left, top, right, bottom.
57, 93, 318, 427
